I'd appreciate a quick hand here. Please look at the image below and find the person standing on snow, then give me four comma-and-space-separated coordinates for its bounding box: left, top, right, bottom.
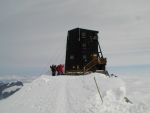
50, 65, 56, 76
56, 64, 64, 75
56, 65, 61, 75
59, 64, 64, 75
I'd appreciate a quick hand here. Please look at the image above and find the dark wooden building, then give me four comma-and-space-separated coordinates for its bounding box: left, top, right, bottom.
65, 28, 107, 74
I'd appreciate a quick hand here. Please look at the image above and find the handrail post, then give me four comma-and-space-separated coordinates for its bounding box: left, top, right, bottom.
94, 76, 103, 104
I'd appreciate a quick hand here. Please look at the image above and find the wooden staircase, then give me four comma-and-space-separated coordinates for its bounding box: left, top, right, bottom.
83, 57, 107, 74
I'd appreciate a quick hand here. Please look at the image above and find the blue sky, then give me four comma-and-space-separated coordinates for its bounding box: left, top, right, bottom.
0, 0, 150, 77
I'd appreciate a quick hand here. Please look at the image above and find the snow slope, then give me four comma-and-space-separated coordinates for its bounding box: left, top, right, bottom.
0, 73, 149, 113
120, 75, 150, 108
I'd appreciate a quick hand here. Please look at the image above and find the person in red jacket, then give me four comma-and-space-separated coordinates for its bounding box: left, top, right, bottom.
59, 64, 64, 75
56, 65, 61, 75
56, 64, 64, 75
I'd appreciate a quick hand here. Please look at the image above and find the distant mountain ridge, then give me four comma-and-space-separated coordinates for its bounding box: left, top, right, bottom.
0, 81, 23, 100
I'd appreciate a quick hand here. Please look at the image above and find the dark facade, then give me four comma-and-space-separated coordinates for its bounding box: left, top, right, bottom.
65, 28, 106, 73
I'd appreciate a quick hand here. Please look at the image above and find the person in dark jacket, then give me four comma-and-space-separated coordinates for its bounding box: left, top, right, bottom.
50, 65, 56, 76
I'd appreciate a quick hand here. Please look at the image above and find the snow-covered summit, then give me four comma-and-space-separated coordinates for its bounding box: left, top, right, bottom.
0, 73, 149, 113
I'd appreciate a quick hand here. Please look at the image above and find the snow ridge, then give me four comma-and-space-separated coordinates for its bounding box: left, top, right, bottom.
0, 73, 149, 113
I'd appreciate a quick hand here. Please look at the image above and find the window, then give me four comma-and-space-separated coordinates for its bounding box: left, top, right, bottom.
93, 35, 98, 40
82, 43, 86, 48
83, 55, 87, 59
81, 32, 86, 38
70, 55, 74, 60
82, 55, 87, 62
81, 32, 86, 36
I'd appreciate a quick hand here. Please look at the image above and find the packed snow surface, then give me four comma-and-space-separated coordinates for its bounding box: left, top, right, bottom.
0, 73, 149, 113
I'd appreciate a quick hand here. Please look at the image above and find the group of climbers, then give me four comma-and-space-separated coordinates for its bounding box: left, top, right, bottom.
50, 64, 64, 76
